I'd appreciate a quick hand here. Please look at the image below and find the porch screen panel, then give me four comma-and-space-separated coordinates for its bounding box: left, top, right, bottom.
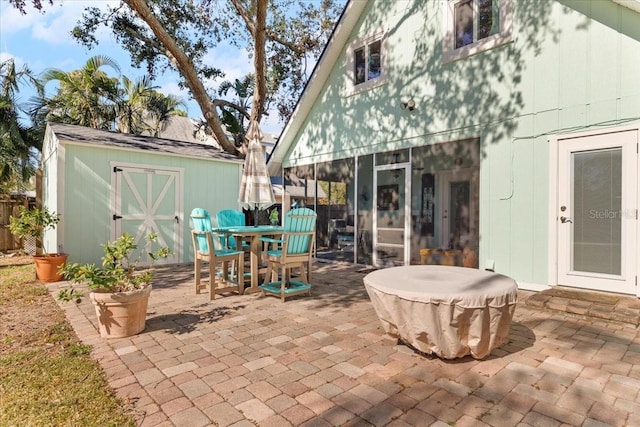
572, 148, 622, 275
357, 155, 374, 265
315, 159, 355, 263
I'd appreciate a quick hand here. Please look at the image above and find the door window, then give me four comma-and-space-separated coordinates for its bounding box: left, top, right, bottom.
572, 149, 622, 275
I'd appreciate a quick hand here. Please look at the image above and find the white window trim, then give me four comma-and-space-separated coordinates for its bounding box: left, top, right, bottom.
441, 0, 513, 64
346, 30, 387, 96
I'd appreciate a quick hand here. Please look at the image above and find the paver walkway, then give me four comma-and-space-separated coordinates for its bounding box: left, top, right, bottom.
50, 263, 640, 427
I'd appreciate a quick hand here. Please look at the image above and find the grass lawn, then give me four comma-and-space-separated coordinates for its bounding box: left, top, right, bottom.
0, 257, 137, 426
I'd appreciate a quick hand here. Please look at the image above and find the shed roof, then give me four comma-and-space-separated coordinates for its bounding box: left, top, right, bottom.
47, 122, 242, 163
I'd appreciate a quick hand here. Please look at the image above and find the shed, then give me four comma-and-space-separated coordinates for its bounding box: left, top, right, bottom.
42, 122, 243, 265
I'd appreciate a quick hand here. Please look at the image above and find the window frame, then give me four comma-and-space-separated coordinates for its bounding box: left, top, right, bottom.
346, 30, 387, 95
442, 0, 513, 64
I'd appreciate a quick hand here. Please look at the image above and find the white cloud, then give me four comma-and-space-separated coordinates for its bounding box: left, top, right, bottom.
202, 43, 252, 83
156, 79, 200, 116
158, 80, 191, 101
30, 1, 120, 46
0, 52, 18, 64
0, 2, 44, 35
261, 109, 285, 136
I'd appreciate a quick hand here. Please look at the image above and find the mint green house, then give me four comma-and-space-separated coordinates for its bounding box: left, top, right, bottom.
268, 0, 640, 295
41, 123, 243, 265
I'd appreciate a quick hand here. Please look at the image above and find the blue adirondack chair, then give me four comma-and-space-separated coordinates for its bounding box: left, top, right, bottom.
216, 209, 249, 250
259, 207, 317, 301
190, 208, 244, 300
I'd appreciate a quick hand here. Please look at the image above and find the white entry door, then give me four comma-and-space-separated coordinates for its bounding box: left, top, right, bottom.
112, 163, 182, 265
439, 168, 475, 249
557, 130, 637, 294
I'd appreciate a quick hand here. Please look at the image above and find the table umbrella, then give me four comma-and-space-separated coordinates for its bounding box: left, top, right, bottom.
238, 120, 275, 226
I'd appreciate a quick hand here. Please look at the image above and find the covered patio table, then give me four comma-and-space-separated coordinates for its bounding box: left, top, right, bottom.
363, 265, 518, 359
213, 225, 283, 294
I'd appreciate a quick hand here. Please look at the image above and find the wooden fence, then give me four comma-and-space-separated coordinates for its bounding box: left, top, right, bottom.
0, 197, 35, 253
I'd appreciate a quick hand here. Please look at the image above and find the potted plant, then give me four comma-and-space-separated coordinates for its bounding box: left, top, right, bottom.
269, 208, 279, 225
8, 206, 68, 282
58, 232, 171, 339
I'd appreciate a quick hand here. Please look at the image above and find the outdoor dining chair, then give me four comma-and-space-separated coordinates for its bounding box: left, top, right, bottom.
216, 209, 252, 287
258, 207, 317, 301
216, 209, 249, 250
190, 208, 244, 300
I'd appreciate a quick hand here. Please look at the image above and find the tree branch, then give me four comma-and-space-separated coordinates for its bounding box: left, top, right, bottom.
265, 29, 305, 55
213, 99, 250, 121
123, 0, 241, 156
228, 0, 256, 38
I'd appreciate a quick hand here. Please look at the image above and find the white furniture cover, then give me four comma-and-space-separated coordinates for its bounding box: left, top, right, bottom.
364, 266, 518, 359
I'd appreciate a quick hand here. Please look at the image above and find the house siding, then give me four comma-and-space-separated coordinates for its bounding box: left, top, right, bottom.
278, 0, 640, 287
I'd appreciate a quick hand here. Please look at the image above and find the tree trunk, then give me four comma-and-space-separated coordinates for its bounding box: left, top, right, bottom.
251, 0, 267, 125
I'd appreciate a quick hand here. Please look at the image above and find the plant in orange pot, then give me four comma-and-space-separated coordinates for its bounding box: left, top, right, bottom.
57, 232, 171, 338
8, 206, 68, 282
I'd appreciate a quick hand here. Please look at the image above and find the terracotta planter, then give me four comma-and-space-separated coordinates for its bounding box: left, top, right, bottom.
441, 250, 460, 266
419, 248, 432, 265
462, 247, 478, 268
34, 253, 68, 283
89, 285, 152, 338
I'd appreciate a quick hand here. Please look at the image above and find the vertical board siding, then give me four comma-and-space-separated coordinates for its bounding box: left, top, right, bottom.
60, 144, 241, 265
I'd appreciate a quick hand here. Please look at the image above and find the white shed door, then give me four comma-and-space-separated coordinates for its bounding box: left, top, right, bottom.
112, 164, 182, 265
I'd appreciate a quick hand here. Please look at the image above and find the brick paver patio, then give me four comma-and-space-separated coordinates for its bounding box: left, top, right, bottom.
50, 262, 640, 426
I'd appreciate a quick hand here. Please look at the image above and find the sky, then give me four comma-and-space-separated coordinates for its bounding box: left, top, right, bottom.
0, 0, 284, 135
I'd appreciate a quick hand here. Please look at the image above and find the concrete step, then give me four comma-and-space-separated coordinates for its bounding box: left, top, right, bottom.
525, 287, 640, 326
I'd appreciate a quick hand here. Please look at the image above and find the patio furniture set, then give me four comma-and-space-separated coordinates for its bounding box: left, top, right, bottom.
190, 207, 317, 302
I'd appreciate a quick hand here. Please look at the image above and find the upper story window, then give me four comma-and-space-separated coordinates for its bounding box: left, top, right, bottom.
354, 39, 381, 85
442, 0, 512, 63
347, 31, 386, 94
455, 0, 499, 48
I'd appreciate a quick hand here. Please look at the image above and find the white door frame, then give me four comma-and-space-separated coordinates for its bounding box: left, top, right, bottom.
549, 124, 639, 296
110, 161, 183, 264
373, 163, 411, 266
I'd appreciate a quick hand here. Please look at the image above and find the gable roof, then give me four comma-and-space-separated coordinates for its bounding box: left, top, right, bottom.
267, 0, 367, 175
47, 122, 242, 163
267, 0, 640, 175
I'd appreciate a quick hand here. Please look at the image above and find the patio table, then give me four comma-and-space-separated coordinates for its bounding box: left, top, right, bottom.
213, 225, 283, 294
363, 265, 518, 359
